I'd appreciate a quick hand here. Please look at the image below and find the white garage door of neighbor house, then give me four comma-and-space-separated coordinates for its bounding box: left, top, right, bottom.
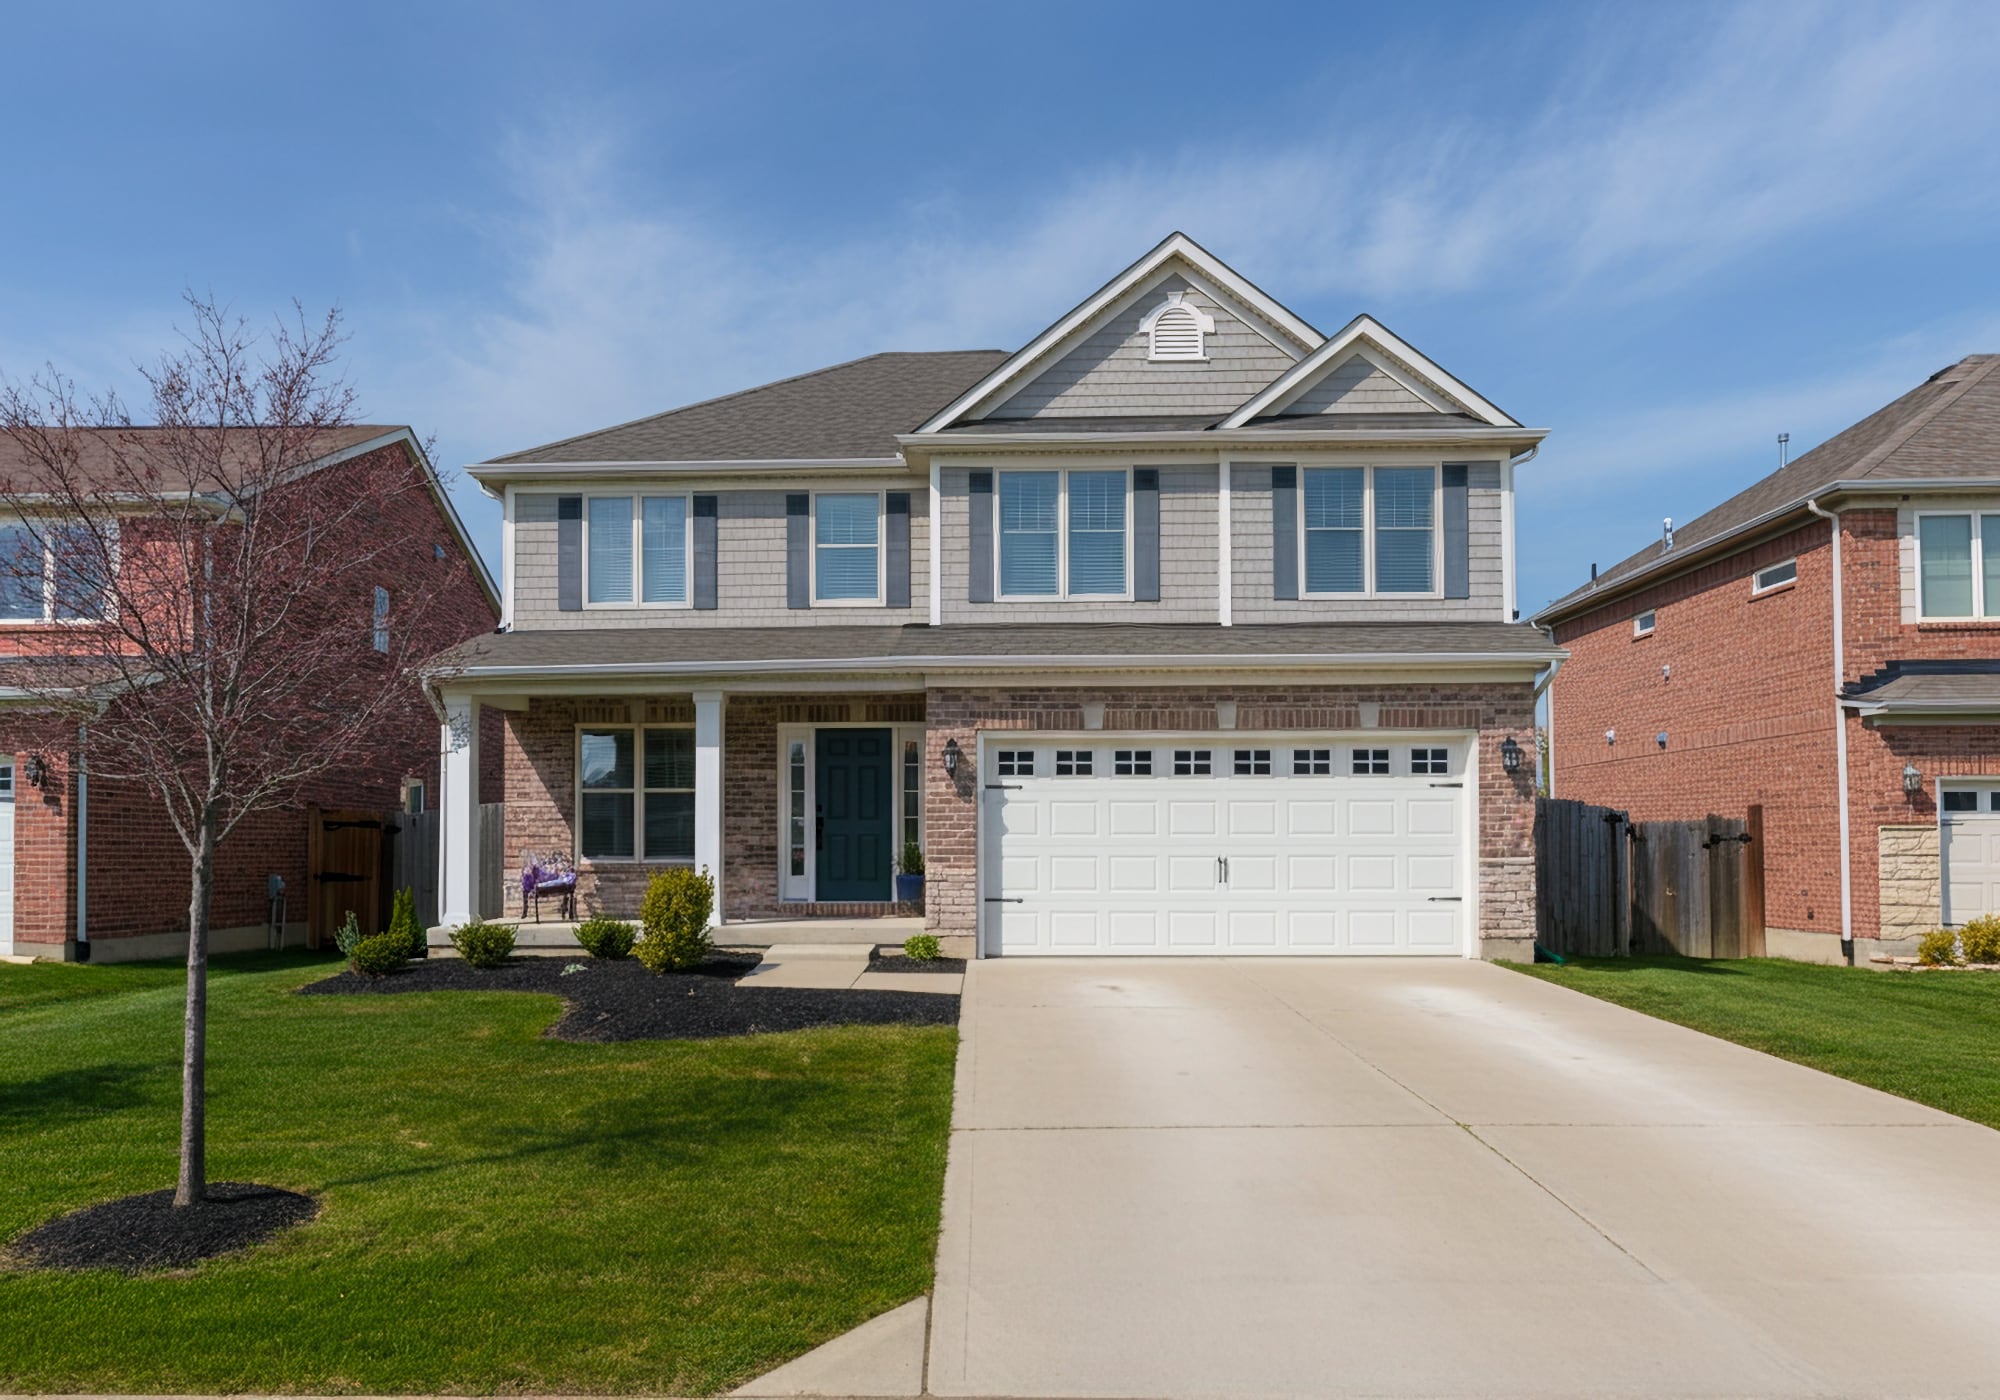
0, 760, 14, 956
982, 736, 1471, 956
1941, 783, 2000, 926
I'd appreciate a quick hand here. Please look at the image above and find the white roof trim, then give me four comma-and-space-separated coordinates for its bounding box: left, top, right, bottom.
913, 232, 1324, 434
470, 456, 908, 480
1221, 316, 1518, 429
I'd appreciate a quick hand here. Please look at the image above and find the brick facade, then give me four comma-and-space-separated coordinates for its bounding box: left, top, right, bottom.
3, 442, 500, 960
1550, 508, 2000, 950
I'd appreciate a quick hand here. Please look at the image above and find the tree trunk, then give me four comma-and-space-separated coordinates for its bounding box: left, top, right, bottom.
173, 804, 220, 1208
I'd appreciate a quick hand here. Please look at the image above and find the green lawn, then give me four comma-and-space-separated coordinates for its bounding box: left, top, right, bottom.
1511, 955, 2000, 1129
0, 952, 958, 1395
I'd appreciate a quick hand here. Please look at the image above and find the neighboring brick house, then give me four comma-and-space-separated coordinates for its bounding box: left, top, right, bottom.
1535, 355, 2000, 963
0, 427, 501, 961
425, 233, 1559, 959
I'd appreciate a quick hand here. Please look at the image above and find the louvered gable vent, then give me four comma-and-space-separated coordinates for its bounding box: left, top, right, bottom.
1141, 290, 1213, 362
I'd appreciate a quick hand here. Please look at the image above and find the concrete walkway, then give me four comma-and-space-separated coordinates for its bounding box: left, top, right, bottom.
927, 957, 2000, 1398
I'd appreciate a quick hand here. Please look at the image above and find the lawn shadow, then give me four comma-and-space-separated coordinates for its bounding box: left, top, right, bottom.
0, 1063, 165, 1128
1534, 954, 1758, 977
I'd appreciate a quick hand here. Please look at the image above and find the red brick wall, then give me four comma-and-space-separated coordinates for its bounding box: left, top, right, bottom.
4, 442, 499, 955
922, 682, 1539, 948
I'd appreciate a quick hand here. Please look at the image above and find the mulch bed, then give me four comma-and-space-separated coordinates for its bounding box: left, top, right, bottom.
870, 952, 968, 974
7, 1183, 317, 1274
299, 954, 960, 1042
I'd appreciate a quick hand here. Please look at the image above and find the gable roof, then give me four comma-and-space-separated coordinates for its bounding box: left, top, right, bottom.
1220, 315, 1518, 428
1535, 354, 2000, 626
914, 232, 1324, 433
480, 350, 1008, 468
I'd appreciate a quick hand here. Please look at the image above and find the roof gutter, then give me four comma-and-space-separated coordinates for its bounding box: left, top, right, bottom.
1804, 497, 1854, 966
899, 427, 1547, 454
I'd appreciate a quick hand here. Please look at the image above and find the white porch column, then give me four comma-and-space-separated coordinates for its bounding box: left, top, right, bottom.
693, 690, 725, 927
439, 691, 482, 928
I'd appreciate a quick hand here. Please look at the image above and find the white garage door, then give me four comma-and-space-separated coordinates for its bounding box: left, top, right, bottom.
1941, 783, 2000, 926
982, 736, 1470, 956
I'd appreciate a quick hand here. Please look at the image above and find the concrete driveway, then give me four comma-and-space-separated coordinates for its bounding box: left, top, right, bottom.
927, 958, 2000, 1398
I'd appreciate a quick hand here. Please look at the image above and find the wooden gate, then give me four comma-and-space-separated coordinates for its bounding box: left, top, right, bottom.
307, 806, 386, 948
388, 809, 440, 932
1536, 798, 1765, 959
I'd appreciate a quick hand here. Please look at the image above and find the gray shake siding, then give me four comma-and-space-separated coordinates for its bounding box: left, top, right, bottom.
511, 479, 929, 628
985, 274, 1297, 420
937, 465, 1219, 624
1229, 463, 1506, 622
1280, 358, 1434, 415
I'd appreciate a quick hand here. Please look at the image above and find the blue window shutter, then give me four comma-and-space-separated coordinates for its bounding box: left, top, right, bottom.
1133, 469, 1160, 602
968, 471, 994, 603
557, 496, 582, 611
692, 495, 717, 610
1271, 466, 1298, 601
885, 492, 911, 608
1442, 464, 1471, 600
785, 494, 809, 609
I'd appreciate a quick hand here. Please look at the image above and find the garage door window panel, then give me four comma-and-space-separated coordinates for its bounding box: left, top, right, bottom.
1114, 749, 1153, 776
1353, 748, 1390, 775
1055, 749, 1094, 776
1233, 749, 1271, 776
1411, 747, 1449, 775
1294, 748, 1331, 775
1173, 749, 1212, 776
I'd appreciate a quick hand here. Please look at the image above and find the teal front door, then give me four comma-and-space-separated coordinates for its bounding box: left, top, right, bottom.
816, 728, 893, 901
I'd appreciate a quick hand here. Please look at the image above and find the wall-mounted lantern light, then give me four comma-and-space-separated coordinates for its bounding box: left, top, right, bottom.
1656, 731, 1669, 750
1500, 735, 1523, 775
1605, 728, 1616, 746
1903, 761, 1923, 796
942, 738, 961, 778
25, 755, 47, 789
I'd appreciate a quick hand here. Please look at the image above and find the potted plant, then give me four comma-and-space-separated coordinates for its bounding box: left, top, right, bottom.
896, 840, 925, 905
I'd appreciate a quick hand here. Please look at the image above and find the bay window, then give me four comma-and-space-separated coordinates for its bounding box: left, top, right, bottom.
1918, 512, 2000, 619
578, 726, 696, 861
585, 494, 690, 607
997, 468, 1129, 598
1300, 466, 1438, 596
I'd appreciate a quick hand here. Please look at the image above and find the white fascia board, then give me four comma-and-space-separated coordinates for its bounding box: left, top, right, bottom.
1852, 698, 2000, 720
899, 426, 1545, 456
469, 456, 908, 483
1222, 316, 1519, 429
913, 233, 1325, 434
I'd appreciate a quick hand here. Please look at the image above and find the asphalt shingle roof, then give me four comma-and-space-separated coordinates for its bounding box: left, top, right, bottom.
481, 351, 1010, 465
1537, 354, 2000, 624
430, 621, 1561, 676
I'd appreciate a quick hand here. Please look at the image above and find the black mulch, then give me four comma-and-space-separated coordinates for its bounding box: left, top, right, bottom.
298, 953, 959, 1042
870, 952, 969, 974
7, 1183, 318, 1274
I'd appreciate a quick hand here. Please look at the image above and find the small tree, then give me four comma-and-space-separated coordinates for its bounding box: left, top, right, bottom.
0, 296, 472, 1206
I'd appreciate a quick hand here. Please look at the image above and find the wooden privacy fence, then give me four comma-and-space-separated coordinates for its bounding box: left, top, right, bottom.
1535, 797, 1766, 959
323, 800, 507, 942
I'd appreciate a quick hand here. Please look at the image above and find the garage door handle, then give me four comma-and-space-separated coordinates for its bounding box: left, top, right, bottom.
1429, 782, 1464, 789
983, 896, 1023, 904
1427, 896, 1462, 902
984, 783, 1022, 791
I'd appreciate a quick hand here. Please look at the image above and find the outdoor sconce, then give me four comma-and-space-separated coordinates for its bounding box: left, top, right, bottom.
1499, 736, 1523, 775
942, 738, 961, 778
24, 755, 47, 789
1657, 731, 1669, 750
1903, 762, 1923, 796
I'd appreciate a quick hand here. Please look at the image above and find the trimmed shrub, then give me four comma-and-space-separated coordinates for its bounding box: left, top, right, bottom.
899, 840, 925, 876
351, 932, 408, 977
636, 868, 714, 973
386, 887, 424, 959
903, 933, 941, 962
333, 911, 364, 960
451, 918, 517, 969
575, 916, 637, 960
1917, 927, 1961, 967
1959, 914, 2000, 964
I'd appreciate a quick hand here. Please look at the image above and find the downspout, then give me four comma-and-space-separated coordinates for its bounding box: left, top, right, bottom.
1805, 498, 1854, 964
1534, 642, 1562, 800
75, 722, 89, 961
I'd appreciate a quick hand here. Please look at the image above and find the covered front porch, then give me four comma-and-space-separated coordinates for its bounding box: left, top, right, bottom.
432, 685, 930, 935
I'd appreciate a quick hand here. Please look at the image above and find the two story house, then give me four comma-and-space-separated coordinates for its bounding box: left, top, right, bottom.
1536, 355, 2000, 964
426, 234, 1558, 959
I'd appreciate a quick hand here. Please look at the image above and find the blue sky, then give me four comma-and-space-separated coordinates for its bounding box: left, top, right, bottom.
3, 0, 1997, 616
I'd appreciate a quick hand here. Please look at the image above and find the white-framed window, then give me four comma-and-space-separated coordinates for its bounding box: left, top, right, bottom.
1300, 466, 1439, 597
788, 740, 809, 878
402, 777, 425, 814
1293, 747, 1332, 775
1232, 748, 1272, 775
902, 738, 922, 851
1411, 747, 1449, 775
372, 586, 391, 653
997, 468, 1131, 599
1751, 558, 1797, 596
577, 726, 695, 861
1633, 609, 1656, 637
1114, 748, 1152, 776
584, 494, 691, 608
1352, 747, 1390, 775
813, 492, 882, 604
996, 749, 1035, 777
1055, 749, 1094, 776
0, 518, 115, 624
1916, 511, 2000, 619
0, 760, 13, 801
1140, 290, 1213, 361
1942, 785, 2000, 815
1172, 748, 1212, 776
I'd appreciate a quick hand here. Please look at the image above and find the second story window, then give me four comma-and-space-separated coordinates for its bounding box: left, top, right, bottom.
586, 495, 690, 607
813, 493, 881, 603
1301, 466, 1437, 596
372, 586, 390, 653
1917, 512, 2000, 619
998, 469, 1129, 599
0, 521, 113, 624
